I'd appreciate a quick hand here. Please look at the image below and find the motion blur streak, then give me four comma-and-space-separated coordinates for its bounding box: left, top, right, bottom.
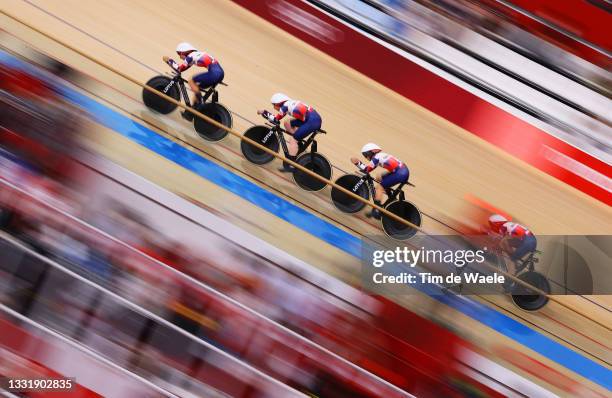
4, 49, 610, 391
1, 0, 611, 396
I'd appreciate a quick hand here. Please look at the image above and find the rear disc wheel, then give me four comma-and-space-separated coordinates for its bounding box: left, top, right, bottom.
292, 152, 332, 191
381, 200, 422, 240
510, 271, 550, 311
193, 103, 232, 141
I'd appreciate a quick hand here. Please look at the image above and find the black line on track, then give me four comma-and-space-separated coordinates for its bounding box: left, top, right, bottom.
22, 0, 157, 73
476, 295, 612, 367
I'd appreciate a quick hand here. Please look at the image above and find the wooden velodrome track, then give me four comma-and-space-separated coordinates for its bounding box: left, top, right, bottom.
1, 0, 610, 395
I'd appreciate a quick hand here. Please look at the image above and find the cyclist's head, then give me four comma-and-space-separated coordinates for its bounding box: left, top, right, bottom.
488, 214, 508, 232
176, 42, 197, 59
361, 143, 381, 160
271, 93, 290, 110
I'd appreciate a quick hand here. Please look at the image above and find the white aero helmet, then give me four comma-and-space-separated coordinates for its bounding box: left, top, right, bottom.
361, 143, 381, 157
488, 214, 508, 225
176, 42, 196, 54
270, 92, 290, 105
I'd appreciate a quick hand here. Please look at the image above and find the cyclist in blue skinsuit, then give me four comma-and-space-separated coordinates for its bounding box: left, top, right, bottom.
258, 93, 322, 171
163, 42, 224, 120
351, 143, 409, 219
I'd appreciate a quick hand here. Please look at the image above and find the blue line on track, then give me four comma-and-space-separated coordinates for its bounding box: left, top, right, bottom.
2, 51, 609, 391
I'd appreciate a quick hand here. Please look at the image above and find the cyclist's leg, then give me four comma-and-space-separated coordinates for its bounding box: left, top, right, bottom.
181, 76, 205, 120
189, 74, 206, 104
192, 64, 224, 104
285, 118, 303, 157
380, 166, 409, 200
290, 111, 321, 156
367, 172, 390, 219
510, 235, 537, 273
369, 167, 408, 219
278, 119, 305, 171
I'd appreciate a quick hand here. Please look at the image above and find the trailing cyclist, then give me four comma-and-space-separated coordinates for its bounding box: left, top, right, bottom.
488, 214, 537, 275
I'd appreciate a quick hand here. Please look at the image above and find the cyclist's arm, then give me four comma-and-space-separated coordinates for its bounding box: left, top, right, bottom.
176, 60, 191, 72
173, 54, 196, 72
360, 157, 379, 173
274, 105, 288, 121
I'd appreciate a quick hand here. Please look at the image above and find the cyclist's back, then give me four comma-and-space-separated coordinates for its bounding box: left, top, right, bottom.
500, 221, 537, 263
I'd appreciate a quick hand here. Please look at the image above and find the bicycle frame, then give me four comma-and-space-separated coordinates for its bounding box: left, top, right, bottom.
266, 124, 321, 160
176, 77, 191, 107
518, 252, 537, 273
492, 247, 537, 275
357, 173, 404, 207
491, 247, 510, 274
166, 73, 219, 108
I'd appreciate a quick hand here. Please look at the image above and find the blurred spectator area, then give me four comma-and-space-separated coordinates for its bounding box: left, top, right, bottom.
0, 52, 433, 396
0, 169, 562, 397
0, 152, 476, 396
369, 0, 610, 88
0, 57, 84, 182
466, 0, 610, 66
312, 0, 611, 162
0, 308, 177, 398
0, 109, 523, 397
0, 25, 601, 398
